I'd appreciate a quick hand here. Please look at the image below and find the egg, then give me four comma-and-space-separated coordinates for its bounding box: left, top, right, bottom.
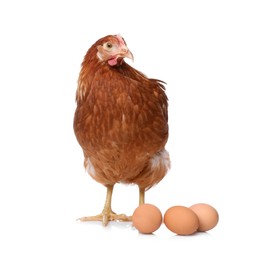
190, 203, 219, 232
164, 206, 199, 235
132, 204, 162, 234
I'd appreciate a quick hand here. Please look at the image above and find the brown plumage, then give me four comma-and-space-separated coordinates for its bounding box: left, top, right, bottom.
74, 35, 170, 225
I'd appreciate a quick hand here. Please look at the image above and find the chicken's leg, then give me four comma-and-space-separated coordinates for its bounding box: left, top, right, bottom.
78, 185, 131, 226
139, 187, 145, 205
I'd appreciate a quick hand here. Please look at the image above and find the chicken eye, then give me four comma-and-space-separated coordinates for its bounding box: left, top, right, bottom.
105, 42, 113, 49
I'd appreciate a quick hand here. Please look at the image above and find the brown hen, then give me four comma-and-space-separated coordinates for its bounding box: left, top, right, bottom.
73, 35, 170, 225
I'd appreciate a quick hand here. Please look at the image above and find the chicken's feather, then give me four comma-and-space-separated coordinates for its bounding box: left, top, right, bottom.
74, 36, 170, 189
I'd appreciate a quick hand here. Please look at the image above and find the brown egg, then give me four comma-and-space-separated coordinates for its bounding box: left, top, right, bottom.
190, 203, 219, 232
132, 204, 162, 234
164, 206, 199, 235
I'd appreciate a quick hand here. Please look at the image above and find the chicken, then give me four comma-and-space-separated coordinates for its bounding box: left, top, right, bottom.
73, 34, 170, 226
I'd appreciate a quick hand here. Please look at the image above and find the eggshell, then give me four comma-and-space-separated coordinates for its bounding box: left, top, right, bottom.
190, 203, 219, 232
132, 204, 162, 234
164, 206, 199, 235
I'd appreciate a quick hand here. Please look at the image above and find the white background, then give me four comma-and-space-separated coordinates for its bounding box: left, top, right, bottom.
0, 0, 261, 259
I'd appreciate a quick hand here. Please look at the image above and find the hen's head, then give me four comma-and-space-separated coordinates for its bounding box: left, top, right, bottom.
93, 35, 133, 66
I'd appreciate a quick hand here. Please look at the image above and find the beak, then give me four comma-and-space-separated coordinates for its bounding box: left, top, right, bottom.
119, 47, 134, 62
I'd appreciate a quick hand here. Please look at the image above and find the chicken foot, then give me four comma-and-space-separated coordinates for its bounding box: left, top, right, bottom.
77, 185, 131, 226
